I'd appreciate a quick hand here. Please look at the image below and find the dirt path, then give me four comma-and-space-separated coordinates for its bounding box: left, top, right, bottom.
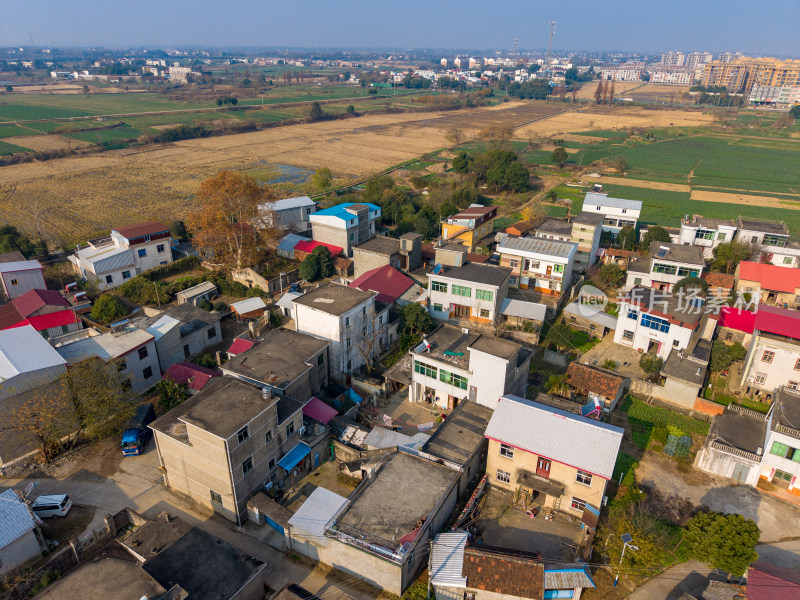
580, 175, 691, 192
690, 189, 800, 208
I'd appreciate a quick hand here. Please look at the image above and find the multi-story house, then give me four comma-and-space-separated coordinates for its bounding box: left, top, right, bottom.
613, 287, 704, 359
496, 234, 576, 295
150, 377, 305, 523
648, 67, 693, 85
660, 51, 686, 66
485, 395, 623, 518
293, 283, 392, 376
408, 324, 531, 410
261, 195, 317, 233
735, 261, 800, 306
310, 202, 381, 256
738, 305, 800, 397
701, 57, 800, 94
570, 212, 604, 270
737, 217, 790, 249
761, 387, 800, 497
582, 192, 642, 232
441, 205, 497, 252
625, 241, 704, 292
534, 218, 572, 242
678, 215, 738, 259
69, 221, 173, 291
427, 262, 510, 323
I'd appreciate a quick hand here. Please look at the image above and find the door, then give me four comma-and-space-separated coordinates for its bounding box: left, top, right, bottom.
731, 463, 750, 483
773, 469, 792, 489
536, 457, 551, 479
183, 344, 191, 359
314, 452, 320, 468
546, 265, 552, 276
454, 304, 470, 319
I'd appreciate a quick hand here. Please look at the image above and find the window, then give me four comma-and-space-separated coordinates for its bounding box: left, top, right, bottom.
379, 315, 383, 325
269, 458, 276, 470
641, 313, 670, 333
695, 229, 715, 241
242, 457, 253, 476
672, 339, 681, 347
347, 359, 352, 370
770, 441, 790, 458
677, 267, 700, 278
414, 360, 437, 378
479, 309, 490, 319
634, 277, 643, 285
117, 360, 127, 372
122, 270, 131, 280
788, 381, 799, 391
652, 263, 678, 275
210, 490, 222, 505
265, 430, 273, 443
571, 497, 587, 511
596, 206, 601, 210
431, 281, 448, 293
286, 422, 295, 437
476, 289, 493, 301
142, 366, 153, 379
576, 470, 592, 485
237, 426, 249, 444
499, 444, 514, 458
755, 373, 767, 384
345, 316, 350, 327
496, 469, 511, 483
621, 208, 627, 214
10, 278, 18, 286
138, 248, 147, 257
318, 354, 324, 365
106, 275, 114, 284
554, 264, 564, 273
465, 593, 476, 600
346, 337, 351, 349
622, 330, 634, 341
509, 260, 519, 268
785, 257, 794, 265
157, 244, 165, 253
61, 325, 69, 334
434, 303, 443, 312
762, 350, 775, 363
440, 369, 468, 390
725, 332, 734, 342
452, 284, 472, 297
362, 306, 366, 317
349, 233, 355, 241
138, 346, 148, 360
627, 310, 639, 320
362, 326, 367, 335
717, 233, 727, 241
207, 327, 217, 339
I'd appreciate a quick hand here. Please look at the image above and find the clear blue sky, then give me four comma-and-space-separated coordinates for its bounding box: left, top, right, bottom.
1, 0, 797, 56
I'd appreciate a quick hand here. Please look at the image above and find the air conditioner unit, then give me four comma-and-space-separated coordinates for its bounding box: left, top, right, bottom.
298, 425, 306, 436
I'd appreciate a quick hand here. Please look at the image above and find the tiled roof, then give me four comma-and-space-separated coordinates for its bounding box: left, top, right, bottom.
703, 272, 734, 289
349, 265, 414, 304
738, 261, 800, 293
566, 363, 625, 399
462, 547, 544, 600
12, 289, 69, 317
163, 362, 220, 391
113, 221, 169, 239
227, 337, 255, 355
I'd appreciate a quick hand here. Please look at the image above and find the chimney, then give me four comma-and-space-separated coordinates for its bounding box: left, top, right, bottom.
262, 387, 272, 400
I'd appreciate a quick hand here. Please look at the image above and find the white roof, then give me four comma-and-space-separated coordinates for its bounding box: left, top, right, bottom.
583, 192, 642, 211
276, 291, 302, 310
430, 532, 469, 588
177, 281, 217, 297
0, 489, 36, 548
562, 302, 619, 330
0, 325, 67, 382
231, 297, 267, 315
145, 315, 180, 340
56, 326, 153, 362
363, 427, 429, 450
269, 195, 316, 211
0, 259, 43, 273
484, 395, 624, 479
71, 243, 134, 274
496, 234, 576, 260
500, 298, 547, 322
288, 486, 349, 537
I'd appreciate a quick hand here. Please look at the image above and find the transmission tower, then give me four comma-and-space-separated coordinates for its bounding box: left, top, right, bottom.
545, 21, 556, 68
514, 38, 519, 56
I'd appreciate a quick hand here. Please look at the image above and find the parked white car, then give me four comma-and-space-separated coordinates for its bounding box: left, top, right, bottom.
31, 494, 72, 518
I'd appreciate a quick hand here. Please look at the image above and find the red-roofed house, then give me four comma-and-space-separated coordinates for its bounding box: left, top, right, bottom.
717, 306, 757, 346
738, 304, 800, 396
293, 240, 343, 260
163, 361, 220, 393
348, 265, 422, 305
747, 560, 800, 600
227, 337, 255, 358
0, 289, 81, 339
735, 261, 800, 307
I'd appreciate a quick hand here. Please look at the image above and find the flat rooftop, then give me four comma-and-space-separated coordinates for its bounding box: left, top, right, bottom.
774, 388, 800, 438
423, 401, 492, 465
354, 236, 400, 255
737, 217, 788, 235
120, 511, 191, 559
224, 328, 328, 389
54, 325, 153, 362
535, 219, 573, 236
432, 262, 511, 287
469, 334, 521, 361
648, 241, 705, 265
416, 324, 481, 370
36, 555, 166, 600
337, 451, 458, 546
572, 211, 606, 226
294, 282, 374, 316
710, 406, 769, 455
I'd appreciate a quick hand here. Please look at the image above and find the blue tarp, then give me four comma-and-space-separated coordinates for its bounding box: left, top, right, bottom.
347, 389, 363, 404
278, 442, 312, 472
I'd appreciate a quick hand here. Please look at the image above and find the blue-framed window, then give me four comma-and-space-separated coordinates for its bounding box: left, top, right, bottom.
641, 313, 670, 333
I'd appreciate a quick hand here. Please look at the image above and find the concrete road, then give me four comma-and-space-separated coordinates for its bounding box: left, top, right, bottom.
627, 561, 711, 600
3, 439, 379, 600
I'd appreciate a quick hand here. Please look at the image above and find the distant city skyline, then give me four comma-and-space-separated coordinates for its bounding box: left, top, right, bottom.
1, 0, 797, 57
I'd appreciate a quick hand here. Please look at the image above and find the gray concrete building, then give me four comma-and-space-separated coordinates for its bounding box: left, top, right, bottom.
310, 202, 381, 256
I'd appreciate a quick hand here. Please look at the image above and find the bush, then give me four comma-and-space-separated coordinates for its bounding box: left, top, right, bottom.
601, 359, 618, 370
197, 299, 213, 311
152, 124, 208, 143
195, 353, 217, 369
213, 301, 227, 311
686, 512, 759, 576
91, 294, 127, 324
599, 263, 625, 288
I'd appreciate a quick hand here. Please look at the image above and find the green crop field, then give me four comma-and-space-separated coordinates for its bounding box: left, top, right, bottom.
0, 140, 31, 155
615, 136, 728, 184
64, 125, 143, 144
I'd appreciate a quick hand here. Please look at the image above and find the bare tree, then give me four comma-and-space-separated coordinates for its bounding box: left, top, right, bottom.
444, 126, 465, 148
608, 82, 616, 105
478, 124, 514, 149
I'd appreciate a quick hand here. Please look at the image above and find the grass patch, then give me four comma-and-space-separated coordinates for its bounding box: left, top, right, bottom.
570, 129, 628, 139
612, 452, 638, 484
64, 125, 142, 144
621, 395, 709, 449
0, 139, 32, 154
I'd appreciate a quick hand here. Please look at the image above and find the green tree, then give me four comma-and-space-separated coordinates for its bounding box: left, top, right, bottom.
673, 276, 709, 297
311, 166, 333, 194
641, 226, 673, 248
711, 241, 753, 274
197, 299, 213, 311
312, 246, 334, 278
169, 220, 188, 241
503, 162, 530, 192
4, 85, 12, 92
91, 294, 127, 324
545, 323, 574, 352
299, 253, 320, 281
710, 341, 747, 372
790, 104, 800, 119
639, 353, 664, 380
452, 151, 472, 174
686, 512, 760, 576
546, 374, 569, 396
242, 78, 251, 87
157, 378, 190, 411
0, 225, 36, 257
63, 358, 132, 439
401, 303, 434, 337
617, 224, 637, 250
346, 104, 356, 115
599, 263, 625, 288
308, 101, 325, 122
551, 147, 569, 168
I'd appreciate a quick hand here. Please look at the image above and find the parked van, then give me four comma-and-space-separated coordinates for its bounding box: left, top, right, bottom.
32, 494, 72, 518
121, 403, 156, 456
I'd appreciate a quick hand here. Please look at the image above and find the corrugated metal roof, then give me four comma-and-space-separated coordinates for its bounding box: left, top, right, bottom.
583, 192, 642, 211
500, 298, 547, 322
230, 297, 267, 315
0, 325, 67, 382
484, 395, 624, 479
496, 234, 576, 259
288, 486, 349, 538
544, 565, 595, 590
277, 234, 306, 253
312, 202, 380, 222
0, 259, 43, 273
430, 532, 468, 588
269, 196, 316, 211
0, 489, 36, 549
276, 291, 302, 310
562, 302, 618, 329
363, 427, 429, 450
177, 281, 217, 297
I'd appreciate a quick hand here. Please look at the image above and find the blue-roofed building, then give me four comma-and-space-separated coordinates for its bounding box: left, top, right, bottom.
310, 202, 382, 256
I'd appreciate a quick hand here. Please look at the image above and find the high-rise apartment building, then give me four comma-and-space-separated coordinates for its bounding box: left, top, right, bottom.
702, 57, 800, 94
660, 51, 686, 67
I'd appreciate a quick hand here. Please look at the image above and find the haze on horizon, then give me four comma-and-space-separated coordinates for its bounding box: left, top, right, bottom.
1, 0, 798, 57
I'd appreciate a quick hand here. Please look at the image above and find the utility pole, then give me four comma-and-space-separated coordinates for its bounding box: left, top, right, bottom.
545, 21, 556, 70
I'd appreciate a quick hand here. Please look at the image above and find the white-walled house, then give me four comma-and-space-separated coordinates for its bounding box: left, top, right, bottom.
69, 221, 173, 291
427, 262, 510, 324
408, 324, 531, 410
309, 202, 381, 256
678, 215, 738, 259
293, 283, 393, 376
0, 256, 46, 301
582, 192, 642, 232
625, 241, 704, 292
496, 234, 576, 296
261, 195, 317, 233
613, 287, 703, 359
761, 388, 800, 495
0, 489, 43, 575
738, 306, 800, 397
